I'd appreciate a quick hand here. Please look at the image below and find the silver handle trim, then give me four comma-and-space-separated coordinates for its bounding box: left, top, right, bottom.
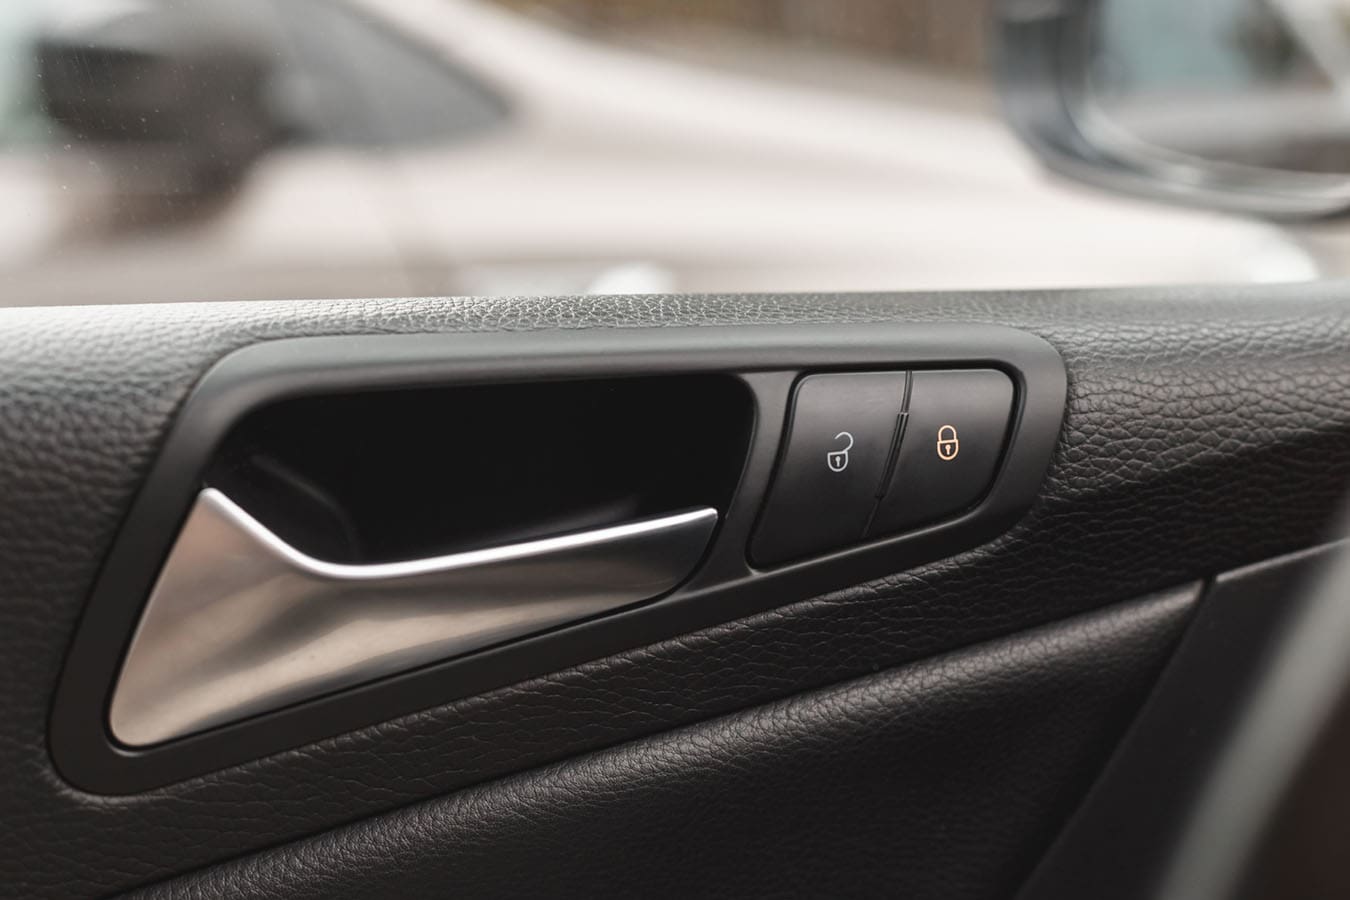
109, 489, 717, 747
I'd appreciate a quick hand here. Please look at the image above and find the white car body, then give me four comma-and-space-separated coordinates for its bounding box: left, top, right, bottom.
0, 0, 1330, 305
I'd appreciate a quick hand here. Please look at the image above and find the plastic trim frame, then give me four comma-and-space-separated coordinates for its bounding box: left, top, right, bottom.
50, 323, 1067, 793
993, 0, 1350, 219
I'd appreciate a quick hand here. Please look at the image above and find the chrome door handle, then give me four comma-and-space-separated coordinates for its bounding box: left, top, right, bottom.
109, 488, 717, 747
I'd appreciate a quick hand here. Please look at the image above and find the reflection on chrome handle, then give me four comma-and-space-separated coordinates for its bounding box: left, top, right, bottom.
109, 489, 717, 747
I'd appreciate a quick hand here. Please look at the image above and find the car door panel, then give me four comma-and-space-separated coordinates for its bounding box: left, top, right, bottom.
1020, 541, 1349, 900
135, 586, 1197, 900
0, 284, 1348, 896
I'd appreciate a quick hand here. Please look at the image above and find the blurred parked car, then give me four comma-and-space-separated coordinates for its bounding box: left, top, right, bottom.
0, 0, 1329, 304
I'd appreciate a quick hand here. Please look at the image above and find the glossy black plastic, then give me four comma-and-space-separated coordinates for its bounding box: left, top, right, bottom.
209, 375, 752, 563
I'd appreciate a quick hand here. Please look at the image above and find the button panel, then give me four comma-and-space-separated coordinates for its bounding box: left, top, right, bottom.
750, 372, 908, 565
870, 369, 1015, 536
753, 368, 1016, 565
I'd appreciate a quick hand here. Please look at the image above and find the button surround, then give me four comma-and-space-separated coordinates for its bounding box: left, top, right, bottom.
753, 368, 1018, 566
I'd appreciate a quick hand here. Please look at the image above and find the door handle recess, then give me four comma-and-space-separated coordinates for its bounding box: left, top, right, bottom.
109, 489, 718, 747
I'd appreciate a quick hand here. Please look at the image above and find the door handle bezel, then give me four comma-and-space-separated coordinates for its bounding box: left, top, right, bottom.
51, 323, 1066, 793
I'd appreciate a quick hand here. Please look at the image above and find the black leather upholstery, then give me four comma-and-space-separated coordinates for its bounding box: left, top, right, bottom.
0, 285, 1347, 895
136, 587, 1195, 900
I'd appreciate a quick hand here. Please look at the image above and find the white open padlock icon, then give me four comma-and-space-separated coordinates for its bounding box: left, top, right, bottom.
826, 431, 853, 472
936, 424, 960, 461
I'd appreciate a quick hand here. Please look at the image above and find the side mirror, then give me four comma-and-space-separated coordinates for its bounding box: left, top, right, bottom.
35, 0, 285, 206
994, 0, 1350, 218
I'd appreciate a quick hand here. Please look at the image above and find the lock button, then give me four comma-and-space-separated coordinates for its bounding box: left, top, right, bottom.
751, 372, 908, 566
870, 369, 1014, 536
936, 425, 960, 461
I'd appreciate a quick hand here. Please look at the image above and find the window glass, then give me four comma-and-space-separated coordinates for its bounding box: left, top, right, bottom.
0, 0, 1325, 306
0, 3, 46, 145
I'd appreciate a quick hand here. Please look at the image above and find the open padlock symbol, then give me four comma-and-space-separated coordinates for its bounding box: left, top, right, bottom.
936, 424, 960, 461
826, 431, 853, 473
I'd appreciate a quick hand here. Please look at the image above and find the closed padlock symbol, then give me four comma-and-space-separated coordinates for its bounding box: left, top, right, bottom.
936, 424, 960, 461
826, 431, 854, 473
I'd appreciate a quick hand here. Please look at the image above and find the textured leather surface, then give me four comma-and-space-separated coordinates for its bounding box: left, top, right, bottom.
1018, 542, 1349, 900
136, 587, 1196, 900
0, 284, 1348, 895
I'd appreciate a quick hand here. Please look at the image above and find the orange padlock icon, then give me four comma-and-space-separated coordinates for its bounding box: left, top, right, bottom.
936, 424, 960, 461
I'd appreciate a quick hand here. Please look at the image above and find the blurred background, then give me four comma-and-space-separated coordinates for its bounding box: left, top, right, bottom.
0, 0, 1339, 304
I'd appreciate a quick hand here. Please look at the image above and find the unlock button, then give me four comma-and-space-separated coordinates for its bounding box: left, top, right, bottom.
751, 372, 908, 565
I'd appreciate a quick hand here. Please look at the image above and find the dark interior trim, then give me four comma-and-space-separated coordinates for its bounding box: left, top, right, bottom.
1017, 539, 1350, 900
50, 322, 1066, 793
132, 583, 1199, 900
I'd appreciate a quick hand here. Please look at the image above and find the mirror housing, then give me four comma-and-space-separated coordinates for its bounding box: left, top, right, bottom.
35, 0, 285, 205
993, 0, 1350, 219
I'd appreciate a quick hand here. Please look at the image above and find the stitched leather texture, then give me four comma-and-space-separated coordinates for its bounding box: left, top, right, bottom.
135, 587, 1196, 900
0, 284, 1348, 895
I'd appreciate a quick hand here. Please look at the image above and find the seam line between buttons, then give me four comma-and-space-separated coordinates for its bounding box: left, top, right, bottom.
864, 370, 913, 536
864, 413, 907, 537
874, 412, 909, 501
